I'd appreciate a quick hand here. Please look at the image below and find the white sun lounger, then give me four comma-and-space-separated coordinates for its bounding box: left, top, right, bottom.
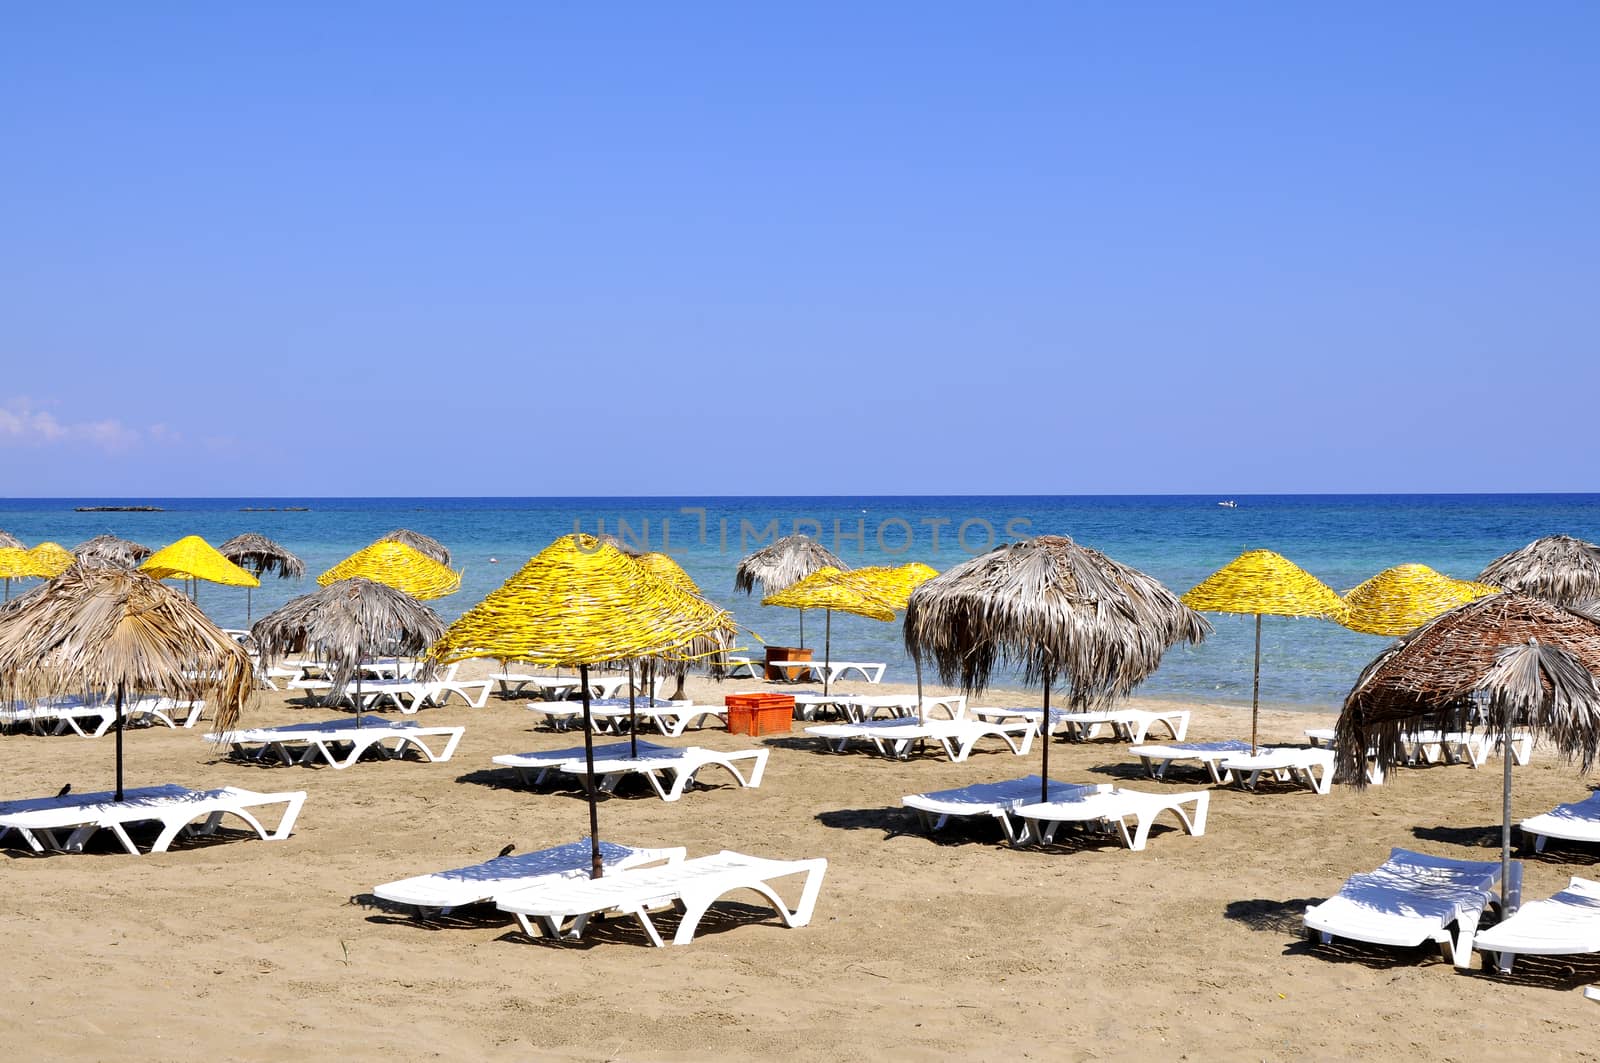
492, 741, 769, 802
1520, 791, 1600, 853
1219, 747, 1336, 794
1473, 876, 1600, 973
1127, 740, 1255, 782
974, 706, 1188, 744
1404, 729, 1534, 769
125, 696, 206, 729
205, 716, 465, 769
488, 673, 582, 700
3, 699, 118, 737
1304, 728, 1385, 785
0, 784, 307, 855
1013, 788, 1210, 851
495, 850, 828, 947
1302, 847, 1514, 968
522, 699, 723, 735
776, 660, 886, 684
805, 717, 1036, 762
903, 777, 1111, 843
372, 839, 687, 916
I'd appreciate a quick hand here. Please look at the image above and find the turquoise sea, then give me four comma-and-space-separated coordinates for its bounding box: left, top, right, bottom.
3, 495, 1596, 710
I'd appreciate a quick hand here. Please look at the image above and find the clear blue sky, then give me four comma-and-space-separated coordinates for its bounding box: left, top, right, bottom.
2, 3, 1595, 496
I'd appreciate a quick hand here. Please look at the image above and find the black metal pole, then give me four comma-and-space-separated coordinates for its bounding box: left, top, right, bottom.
1502, 711, 1513, 914
1040, 672, 1052, 804
627, 661, 637, 759
114, 679, 125, 801
823, 609, 832, 698
1251, 613, 1262, 755
580, 664, 602, 880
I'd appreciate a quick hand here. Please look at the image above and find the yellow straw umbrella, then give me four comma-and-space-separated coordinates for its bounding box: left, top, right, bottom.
319, 541, 461, 600
0, 546, 51, 600
431, 534, 733, 880
634, 552, 700, 593
850, 563, 940, 715
140, 535, 260, 604
763, 567, 896, 696
1182, 549, 1347, 752
1341, 564, 1502, 637
27, 542, 75, 578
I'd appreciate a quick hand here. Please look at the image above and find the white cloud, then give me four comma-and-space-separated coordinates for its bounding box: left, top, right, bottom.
0, 398, 178, 453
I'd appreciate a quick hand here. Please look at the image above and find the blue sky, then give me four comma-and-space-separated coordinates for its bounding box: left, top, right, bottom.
2, 3, 1595, 496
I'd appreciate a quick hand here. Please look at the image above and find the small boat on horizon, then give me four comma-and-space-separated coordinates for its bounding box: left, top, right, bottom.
1217, 500, 1238, 508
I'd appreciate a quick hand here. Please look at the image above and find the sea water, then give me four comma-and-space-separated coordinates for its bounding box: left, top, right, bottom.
2, 494, 1595, 710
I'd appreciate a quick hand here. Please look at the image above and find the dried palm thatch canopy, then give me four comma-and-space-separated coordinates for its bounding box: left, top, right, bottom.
378, 529, 452, 567
73, 534, 153, 569
27, 541, 76, 577
140, 535, 261, 588
219, 533, 305, 580
251, 577, 444, 697
1340, 564, 1502, 637
319, 541, 461, 600
0, 529, 23, 550
907, 535, 1207, 802
0, 565, 254, 798
1478, 534, 1600, 607
734, 534, 848, 596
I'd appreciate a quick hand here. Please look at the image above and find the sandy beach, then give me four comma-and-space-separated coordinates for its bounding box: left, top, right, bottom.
3, 663, 1597, 1062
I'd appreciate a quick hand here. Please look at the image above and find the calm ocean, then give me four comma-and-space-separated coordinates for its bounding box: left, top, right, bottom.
4, 495, 1597, 710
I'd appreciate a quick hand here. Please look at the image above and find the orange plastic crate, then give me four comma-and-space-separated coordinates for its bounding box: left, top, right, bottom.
725, 693, 795, 735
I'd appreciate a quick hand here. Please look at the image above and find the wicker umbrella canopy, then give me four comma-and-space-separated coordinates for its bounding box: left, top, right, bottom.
140, 535, 260, 611
1182, 549, 1346, 752
0, 546, 52, 600
432, 534, 734, 880
0, 564, 253, 800
735, 534, 849, 647
378, 529, 452, 567
634, 552, 700, 593
28, 542, 76, 578
1341, 564, 1502, 637
906, 535, 1208, 801
1478, 534, 1600, 607
850, 562, 939, 610
764, 567, 896, 696
0, 529, 22, 550
1337, 594, 1600, 910
251, 577, 444, 704
319, 541, 461, 600
73, 534, 153, 569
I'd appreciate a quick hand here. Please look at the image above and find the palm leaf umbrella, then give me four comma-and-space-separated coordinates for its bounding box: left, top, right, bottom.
319, 541, 461, 600
140, 535, 260, 606
73, 534, 153, 569
431, 534, 733, 880
219, 533, 305, 622
1479, 534, 1600, 607
764, 567, 896, 696
0, 529, 22, 550
1182, 549, 1347, 753
0, 564, 253, 800
1337, 593, 1600, 911
378, 529, 452, 567
27, 542, 76, 578
735, 534, 848, 647
1341, 564, 1501, 637
907, 535, 1208, 803
251, 577, 444, 728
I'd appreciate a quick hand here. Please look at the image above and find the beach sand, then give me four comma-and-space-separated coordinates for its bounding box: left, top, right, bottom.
3, 663, 1597, 1061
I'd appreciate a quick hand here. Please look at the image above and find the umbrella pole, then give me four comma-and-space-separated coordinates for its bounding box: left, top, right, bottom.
1251, 613, 1262, 755
823, 610, 832, 698
628, 662, 637, 759
114, 679, 125, 802
915, 655, 924, 724
246, 586, 252, 624
580, 664, 602, 880
1040, 672, 1052, 804
799, 609, 805, 649
1502, 712, 1514, 915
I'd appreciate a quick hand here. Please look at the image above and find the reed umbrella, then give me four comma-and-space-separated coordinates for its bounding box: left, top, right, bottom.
735, 535, 848, 647
632, 553, 733, 701
28, 542, 76, 578
0, 546, 50, 600
0, 529, 22, 550
1341, 564, 1501, 637
907, 535, 1208, 803
73, 534, 153, 569
1337, 593, 1600, 911
251, 577, 444, 728
1479, 534, 1600, 608
431, 534, 734, 880
378, 529, 452, 567
763, 567, 896, 696
0, 564, 253, 800
1182, 550, 1347, 753
319, 541, 461, 600
852, 563, 940, 717
219, 533, 305, 622
140, 534, 260, 606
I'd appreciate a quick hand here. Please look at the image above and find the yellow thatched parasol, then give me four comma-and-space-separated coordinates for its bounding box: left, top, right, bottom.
1341, 564, 1502, 637
27, 542, 75, 578
764, 567, 896, 695
318, 541, 461, 600
633, 552, 700, 594
850, 562, 939, 610
431, 534, 734, 879
0, 546, 50, 599
140, 535, 260, 604
1182, 549, 1346, 752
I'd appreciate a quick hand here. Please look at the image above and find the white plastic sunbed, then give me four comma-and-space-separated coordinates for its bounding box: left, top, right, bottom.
1302, 847, 1515, 968
372, 839, 687, 916
488, 672, 581, 700
522, 698, 724, 736
205, 716, 465, 769
972, 705, 1189, 744
805, 716, 1036, 762
0, 784, 307, 856
495, 850, 828, 947
777, 660, 887, 684
492, 740, 769, 802
1218, 746, 1336, 794
2, 699, 118, 737
1304, 728, 1385, 785
1013, 788, 1211, 851
1520, 791, 1600, 853
1473, 876, 1600, 973
1404, 729, 1534, 769
903, 777, 1111, 843
1127, 740, 1255, 782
